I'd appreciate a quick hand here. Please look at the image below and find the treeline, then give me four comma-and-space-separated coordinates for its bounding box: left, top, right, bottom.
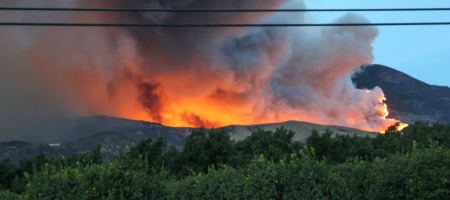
0, 121, 449, 199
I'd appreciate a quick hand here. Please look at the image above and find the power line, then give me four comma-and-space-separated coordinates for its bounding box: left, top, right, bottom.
1, 22, 450, 27
1, 7, 450, 12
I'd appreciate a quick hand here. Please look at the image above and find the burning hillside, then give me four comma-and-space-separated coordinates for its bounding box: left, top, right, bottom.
0, 0, 406, 142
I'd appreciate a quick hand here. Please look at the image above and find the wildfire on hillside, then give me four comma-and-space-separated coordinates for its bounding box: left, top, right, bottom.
375, 93, 409, 133
0, 0, 408, 139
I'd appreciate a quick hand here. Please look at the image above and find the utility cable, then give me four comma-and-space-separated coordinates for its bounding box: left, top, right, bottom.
1, 22, 450, 27
1, 7, 450, 12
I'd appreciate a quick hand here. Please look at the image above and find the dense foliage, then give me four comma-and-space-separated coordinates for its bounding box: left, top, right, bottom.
0, 121, 449, 199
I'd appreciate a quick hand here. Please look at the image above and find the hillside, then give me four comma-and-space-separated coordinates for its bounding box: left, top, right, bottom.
352, 64, 450, 125
224, 121, 377, 142
1, 116, 377, 163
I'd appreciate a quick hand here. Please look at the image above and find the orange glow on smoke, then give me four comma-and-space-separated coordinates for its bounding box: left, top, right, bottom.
101, 77, 406, 133
51, 59, 408, 134
60, 63, 407, 133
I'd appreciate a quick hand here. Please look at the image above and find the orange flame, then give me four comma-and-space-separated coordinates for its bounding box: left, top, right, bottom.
397, 123, 409, 131
61, 64, 407, 134
377, 93, 408, 133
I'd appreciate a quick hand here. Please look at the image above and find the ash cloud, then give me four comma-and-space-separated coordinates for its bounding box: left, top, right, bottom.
0, 0, 394, 142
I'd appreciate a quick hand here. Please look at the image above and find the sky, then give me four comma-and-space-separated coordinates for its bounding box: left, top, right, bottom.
304, 0, 450, 87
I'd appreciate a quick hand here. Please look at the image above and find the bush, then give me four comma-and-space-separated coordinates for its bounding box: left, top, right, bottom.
169, 149, 349, 199
0, 158, 17, 190
170, 143, 450, 199
24, 156, 169, 200
406, 141, 450, 199
0, 190, 23, 200
168, 165, 240, 199
332, 140, 450, 199
333, 154, 412, 199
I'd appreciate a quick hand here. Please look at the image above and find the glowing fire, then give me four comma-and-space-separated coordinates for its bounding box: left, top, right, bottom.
96, 82, 407, 134
377, 93, 409, 133
64, 64, 409, 134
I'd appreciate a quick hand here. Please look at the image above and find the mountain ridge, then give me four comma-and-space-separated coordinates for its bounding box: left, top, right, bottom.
352, 64, 450, 125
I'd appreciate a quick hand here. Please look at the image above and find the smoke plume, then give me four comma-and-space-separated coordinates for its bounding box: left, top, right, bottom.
0, 0, 398, 142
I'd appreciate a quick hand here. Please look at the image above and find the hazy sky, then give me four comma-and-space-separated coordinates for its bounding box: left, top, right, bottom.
304, 0, 450, 87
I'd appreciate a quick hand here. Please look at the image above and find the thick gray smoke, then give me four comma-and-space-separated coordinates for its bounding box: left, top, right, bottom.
0, 0, 395, 143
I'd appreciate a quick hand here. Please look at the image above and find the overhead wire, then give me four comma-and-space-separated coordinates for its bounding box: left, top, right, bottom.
1, 7, 450, 27
0, 7, 450, 12
1, 22, 450, 27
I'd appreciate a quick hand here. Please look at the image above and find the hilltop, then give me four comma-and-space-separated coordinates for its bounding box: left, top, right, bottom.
352, 64, 450, 125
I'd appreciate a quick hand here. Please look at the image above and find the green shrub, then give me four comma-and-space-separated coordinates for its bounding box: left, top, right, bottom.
168, 166, 240, 199
406, 141, 450, 199
333, 154, 412, 199
0, 158, 17, 190
169, 149, 349, 199
170, 143, 450, 199
24, 157, 169, 200
0, 190, 23, 200
332, 140, 450, 199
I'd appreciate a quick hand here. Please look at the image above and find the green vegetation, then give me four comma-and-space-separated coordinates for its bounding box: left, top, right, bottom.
1, 121, 449, 199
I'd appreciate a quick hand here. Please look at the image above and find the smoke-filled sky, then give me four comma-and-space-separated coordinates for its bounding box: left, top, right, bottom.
1, 0, 407, 142
306, 0, 450, 87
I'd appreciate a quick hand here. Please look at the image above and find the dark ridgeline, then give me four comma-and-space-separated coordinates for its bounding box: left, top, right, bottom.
0, 116, 190, 164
